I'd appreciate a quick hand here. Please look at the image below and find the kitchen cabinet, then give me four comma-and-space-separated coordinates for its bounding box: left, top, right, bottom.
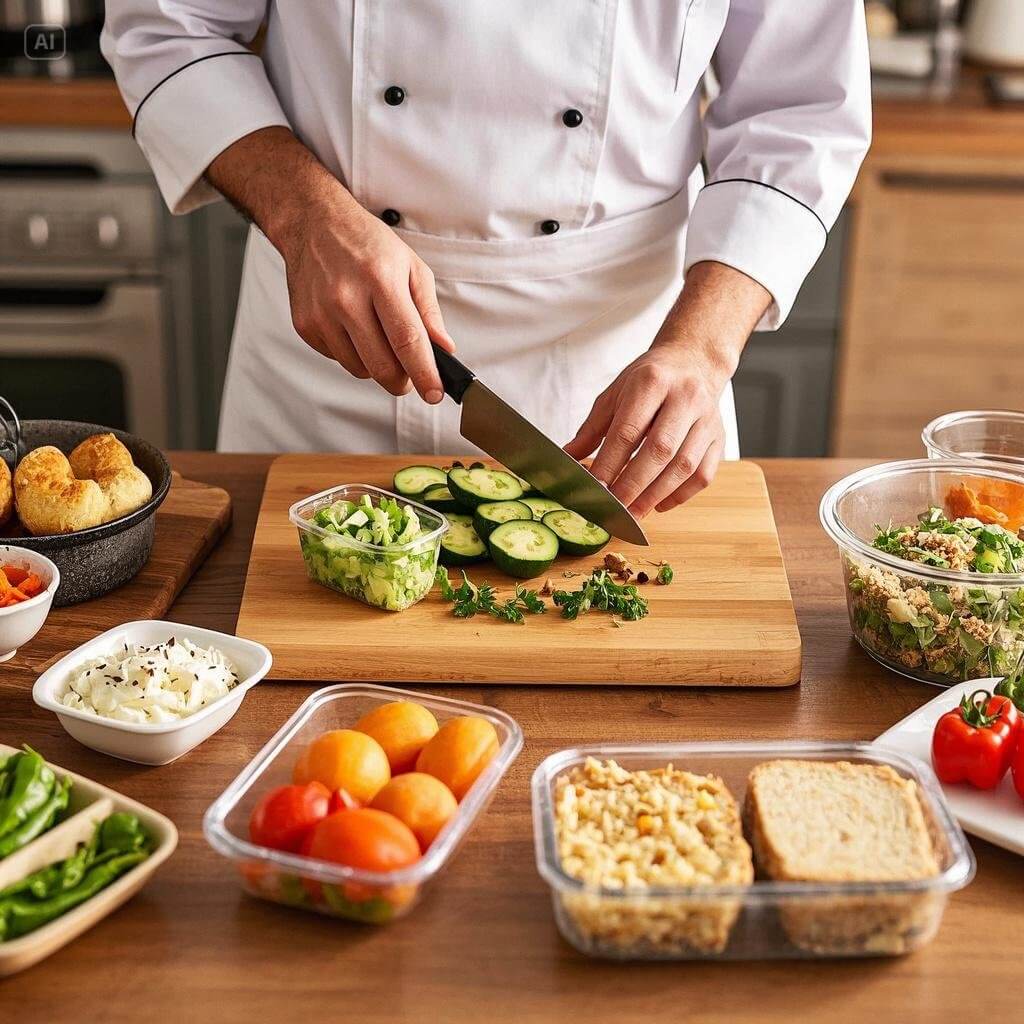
833, 161, 1024, 457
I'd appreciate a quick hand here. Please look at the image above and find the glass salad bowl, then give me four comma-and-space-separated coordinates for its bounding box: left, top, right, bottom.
820, 459, 1024, 687
923, 410, 1024, 467
289, 484, 447, 612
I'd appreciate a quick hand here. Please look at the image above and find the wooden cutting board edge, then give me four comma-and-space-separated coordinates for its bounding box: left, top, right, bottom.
239, 455, 802, 687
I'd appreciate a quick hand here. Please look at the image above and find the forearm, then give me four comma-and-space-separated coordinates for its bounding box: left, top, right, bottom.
654, 261, 772, 382
204, 126, 361, 260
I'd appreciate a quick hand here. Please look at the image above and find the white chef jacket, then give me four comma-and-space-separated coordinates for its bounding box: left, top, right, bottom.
102, 1, 871, 455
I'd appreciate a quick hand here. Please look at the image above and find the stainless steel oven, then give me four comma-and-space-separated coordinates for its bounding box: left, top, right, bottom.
0, 128, 191, 447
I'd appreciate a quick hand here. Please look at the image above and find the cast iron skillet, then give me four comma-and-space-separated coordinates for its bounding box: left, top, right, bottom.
0, 420, 172, 606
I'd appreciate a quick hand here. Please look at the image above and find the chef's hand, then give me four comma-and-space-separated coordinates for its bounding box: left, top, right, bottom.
565, 262, 771, 516
206, 127, 454, 403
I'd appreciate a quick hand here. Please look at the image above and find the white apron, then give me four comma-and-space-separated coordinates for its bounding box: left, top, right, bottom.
216, 0, 740, 458
217, 185, 740, 458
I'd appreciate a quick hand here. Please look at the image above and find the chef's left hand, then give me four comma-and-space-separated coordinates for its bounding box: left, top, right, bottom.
565, 261, 771, 517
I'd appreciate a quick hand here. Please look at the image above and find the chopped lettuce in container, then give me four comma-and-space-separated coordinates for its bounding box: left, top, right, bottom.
294, 489, 444, 611
845, 506, 1024, 684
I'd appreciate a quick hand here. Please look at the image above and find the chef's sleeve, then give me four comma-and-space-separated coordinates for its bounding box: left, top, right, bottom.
683, 0, 871, 330
101, 1, 290, 214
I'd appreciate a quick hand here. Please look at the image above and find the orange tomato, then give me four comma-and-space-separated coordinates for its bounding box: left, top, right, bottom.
415, 716, 499, 801
370, 773, 458, 850
293, 729, 390, 804
354, 700, 439, 773
307, 808, 420, 873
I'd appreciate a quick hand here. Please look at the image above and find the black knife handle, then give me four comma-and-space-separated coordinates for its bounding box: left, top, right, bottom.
432, 342, 475, 404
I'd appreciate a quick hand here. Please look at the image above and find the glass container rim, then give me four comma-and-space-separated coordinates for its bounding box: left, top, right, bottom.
923, 409, 1024, 464
819, 458, 1024, 586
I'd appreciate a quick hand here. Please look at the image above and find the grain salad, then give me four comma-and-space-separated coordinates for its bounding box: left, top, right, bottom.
553, 757, 752, 955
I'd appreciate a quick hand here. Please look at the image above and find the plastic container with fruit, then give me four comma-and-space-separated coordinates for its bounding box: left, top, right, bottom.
203, 683, 522, 924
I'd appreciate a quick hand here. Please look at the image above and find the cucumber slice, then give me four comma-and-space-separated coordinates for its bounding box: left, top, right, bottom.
447, 466, 524, 508
542, 509, 611, 556
422, 485, 461, 513
473, 499, 533, 540
393, 465, 447, 498
439, 513, 488, 566
488, 520, 559, 579
522, 496, 564, 520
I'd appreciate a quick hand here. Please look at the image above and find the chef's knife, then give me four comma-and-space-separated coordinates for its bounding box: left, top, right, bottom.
431, 343, 648, 546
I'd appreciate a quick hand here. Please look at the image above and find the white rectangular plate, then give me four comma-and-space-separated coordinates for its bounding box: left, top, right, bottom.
874, 679, 1024, 857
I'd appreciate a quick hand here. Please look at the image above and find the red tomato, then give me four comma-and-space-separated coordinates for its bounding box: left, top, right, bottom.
329, 788, 360, 813
1013, 731, 1024, 803
306, 808, 420, 873
932, 690, 1020, 790
249, 782, 330, 852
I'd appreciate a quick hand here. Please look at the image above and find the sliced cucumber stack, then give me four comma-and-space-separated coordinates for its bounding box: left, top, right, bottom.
488, 520, 560, 579
522, 496, 564, 520
542, 509, 610, 557
473, 499, 533, 540
421, 484, 461, 513
439, 513, 488, 566
447, 466, 524, 508
393, 465, 448, 498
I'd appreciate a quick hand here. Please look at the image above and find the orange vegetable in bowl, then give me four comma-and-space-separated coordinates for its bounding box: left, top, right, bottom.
307, 808, 420, 873
293, 729, 391, 804
354, 700, 439, 773
370, 772, 458, 851
0, 564, 45, 607
415, 716, 500, 801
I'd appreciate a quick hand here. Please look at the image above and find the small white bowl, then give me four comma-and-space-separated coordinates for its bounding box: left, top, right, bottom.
32, 620, 272, 765
0, 545, 60, 664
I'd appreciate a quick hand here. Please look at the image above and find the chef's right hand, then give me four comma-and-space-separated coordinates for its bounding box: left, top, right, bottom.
205, 128, 454, 404
279, 198, 455, 403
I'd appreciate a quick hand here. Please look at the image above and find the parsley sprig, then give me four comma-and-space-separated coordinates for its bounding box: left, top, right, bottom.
435, 569, 546, 623
552, 569, 649, 621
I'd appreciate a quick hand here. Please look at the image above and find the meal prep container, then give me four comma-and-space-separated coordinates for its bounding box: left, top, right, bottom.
32, 621, 272, 765
923, 410, 1024, 466
0, 420, 171, 606
820, 458, 1024, 687
288, 484, 447, 612
0, 743, 177, 977
204, 683, 523, 925
532, 741, 974, 961
0, 545, 59, 663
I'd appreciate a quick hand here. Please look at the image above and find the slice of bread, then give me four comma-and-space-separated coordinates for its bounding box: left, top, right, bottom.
745, 760, 942, 955
746, 760, 939, 883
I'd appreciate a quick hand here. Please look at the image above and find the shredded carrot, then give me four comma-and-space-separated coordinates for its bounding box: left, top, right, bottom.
1, 565, 28, 586
16, 573, 43, 598
0, 565, 45, 605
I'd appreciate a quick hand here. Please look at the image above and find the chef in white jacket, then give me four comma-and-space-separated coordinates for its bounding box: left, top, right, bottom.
102, 1, 870, 517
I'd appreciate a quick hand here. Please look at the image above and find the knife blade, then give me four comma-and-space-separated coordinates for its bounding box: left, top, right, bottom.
431, 343, 649, 546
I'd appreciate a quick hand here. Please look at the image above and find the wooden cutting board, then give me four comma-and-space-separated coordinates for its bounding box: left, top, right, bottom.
236, 455, 800, 686
10, 474, 231, 672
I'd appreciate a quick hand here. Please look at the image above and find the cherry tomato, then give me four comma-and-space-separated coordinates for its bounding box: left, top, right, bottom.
306, 808, 420, 873
932, 690, 1020, 790
249, 782, 330, 852
329, 788, 360, 813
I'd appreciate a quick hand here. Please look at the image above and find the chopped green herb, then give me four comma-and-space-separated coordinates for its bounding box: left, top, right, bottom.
656, 564, 674, 586
552, 569, 649, 622
434, 568, 546, 623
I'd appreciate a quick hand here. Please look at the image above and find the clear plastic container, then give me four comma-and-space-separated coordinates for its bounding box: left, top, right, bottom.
820, 458, 1024, 686
923, 409, 1024, 466
532, 741, 974, 961
289, 484, 448, 612
204, 683, 522, 924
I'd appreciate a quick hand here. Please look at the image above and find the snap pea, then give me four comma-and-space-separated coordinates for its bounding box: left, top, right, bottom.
0, 813, 152, 941
0, 748, 55, 839
0, 849, 149, 940
0, 774, 70, 859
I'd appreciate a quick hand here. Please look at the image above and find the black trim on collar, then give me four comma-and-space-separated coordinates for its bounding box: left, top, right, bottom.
131, 51, 261, 138
702, 178, 828, 236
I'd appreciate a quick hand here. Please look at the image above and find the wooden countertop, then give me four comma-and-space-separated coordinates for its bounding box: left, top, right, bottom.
0, 455, 1018, 1023
3, 68, 1024, 165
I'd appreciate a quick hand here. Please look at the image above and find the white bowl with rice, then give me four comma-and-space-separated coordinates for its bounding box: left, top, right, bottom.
32, 620, 272, 765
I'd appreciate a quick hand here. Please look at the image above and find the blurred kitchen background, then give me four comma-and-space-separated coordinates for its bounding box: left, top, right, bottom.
0, 0, 1022, 454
